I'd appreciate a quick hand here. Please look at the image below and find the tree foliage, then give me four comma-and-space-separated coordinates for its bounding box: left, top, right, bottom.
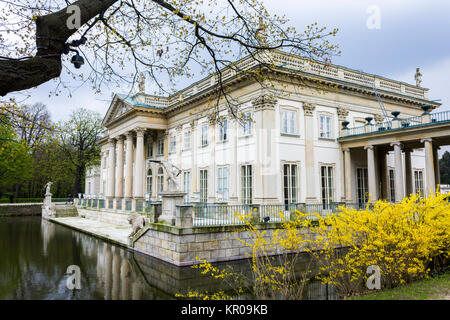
0, 0, 339, 118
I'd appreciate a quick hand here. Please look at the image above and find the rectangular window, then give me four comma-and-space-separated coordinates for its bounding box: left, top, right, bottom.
199, 169, 208, 203
241, 112, 253, 136
389, 169, 396, 202
414, 170, 424, 196
283, 164, 298, 205
201, 125, 208, 146
146, 142, 153, 158
219, 119, 228, 142
217, 167, 229, 201
282, 110, 297, 135
169, 136, 176, 153
157, 170, 164, 193
184, 130, 191, 150
184, 171, 191, 203
146, 170, 153, 197
357, 168, 369, 206
157, 139, 164, 156
321, 166, 334, 209
241, 165, 253, 204
319, 115, 332, 138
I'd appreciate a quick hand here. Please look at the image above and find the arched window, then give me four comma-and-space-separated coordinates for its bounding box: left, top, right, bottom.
146, 169, 153, 196
158, 167, 164, 192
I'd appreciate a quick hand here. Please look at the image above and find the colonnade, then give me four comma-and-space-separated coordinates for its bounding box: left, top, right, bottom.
342, 138, 440, 203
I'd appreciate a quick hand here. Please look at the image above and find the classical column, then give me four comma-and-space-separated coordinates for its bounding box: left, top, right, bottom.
343, 148, 353, 203
365, 145, 378, 201
191, 120, 198, 194
303, 103, 317, 203
107, 139, 116, 200
391, 142, 405, 201
208, 117, 216, 202
421, 138, 436, 196
253, 94, 278, 204
404, 150, 413, 197
125, 132, 134, 199
134, 128, 145, 199
115, 136, 125, 200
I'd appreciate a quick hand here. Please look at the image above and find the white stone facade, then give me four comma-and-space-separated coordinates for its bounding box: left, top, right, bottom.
88, 52, 440, 207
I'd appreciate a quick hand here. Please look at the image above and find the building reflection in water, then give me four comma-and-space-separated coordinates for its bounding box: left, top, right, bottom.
39, 219, 336, 300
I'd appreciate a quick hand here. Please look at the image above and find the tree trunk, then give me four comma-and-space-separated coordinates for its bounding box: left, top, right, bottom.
0, 0, 118, 96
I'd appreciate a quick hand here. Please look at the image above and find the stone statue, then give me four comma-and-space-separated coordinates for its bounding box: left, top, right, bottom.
128, 213, 146, 237
44, 181, 53, 195
138, 73, 145, 93
149, 160, 182, 191
415, 68, 422, 87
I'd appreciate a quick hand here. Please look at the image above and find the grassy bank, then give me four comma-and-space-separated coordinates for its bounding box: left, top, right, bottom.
348, 272, 450, 300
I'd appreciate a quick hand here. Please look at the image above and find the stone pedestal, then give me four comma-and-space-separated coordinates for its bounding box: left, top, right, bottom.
42, 192, 55, 220
158, 191, 187, 226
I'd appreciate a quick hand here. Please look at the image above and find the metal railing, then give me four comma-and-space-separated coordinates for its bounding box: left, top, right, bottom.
341, 111, 450, 138
193, 204, 252, 227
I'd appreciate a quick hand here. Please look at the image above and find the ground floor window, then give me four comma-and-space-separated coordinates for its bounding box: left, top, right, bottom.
146, 169, 152, 197
241, 165, 252, 204
414, 170, 424, 196
200, 169, 208, 203
283, 164, 298, 206
320, 165, 334, 209
357, 168, 369, 206
157, 167, 164, 193
217, 167, 229, 202
389, 169, 395, 202
184, 171, 191, 203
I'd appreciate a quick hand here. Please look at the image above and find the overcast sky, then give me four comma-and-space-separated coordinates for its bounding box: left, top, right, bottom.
5, 0, 450, 123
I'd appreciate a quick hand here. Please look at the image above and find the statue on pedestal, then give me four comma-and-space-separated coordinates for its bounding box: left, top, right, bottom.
44, 181, 53, 195
148, 160, 182, 192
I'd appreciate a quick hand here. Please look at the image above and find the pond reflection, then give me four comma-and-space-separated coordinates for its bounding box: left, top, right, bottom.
0, 217, 337, 300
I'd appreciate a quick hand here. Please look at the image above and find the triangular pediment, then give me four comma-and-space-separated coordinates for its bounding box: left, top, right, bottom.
102, 94, 135, 126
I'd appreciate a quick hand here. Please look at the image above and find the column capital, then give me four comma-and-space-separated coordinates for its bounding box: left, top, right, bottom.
420, 138, 433, 143
337, 107, 349, 121
342, 148, 351, 153
364, 145, 375, 151
252, 94, 278, 111
108, 138, 116, 145
190, 119, 198, 129
125, 131, 134, 139
302, 103, 316, 116
115, 135, 125, 142
135, 127, 146, 137
390, 142, 403, 148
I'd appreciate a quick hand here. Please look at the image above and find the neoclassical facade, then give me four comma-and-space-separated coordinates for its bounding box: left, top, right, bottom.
88, 51, 441, 209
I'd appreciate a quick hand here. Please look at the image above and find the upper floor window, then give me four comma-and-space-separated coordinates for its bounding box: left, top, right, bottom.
146, 142, 153, 158
169, 136, 176, 154
183, 130, 191, 150
157, 139, 164, 156
241, 112, 253, 136
201, 125, 208, 146
319, 114, 332, 139
281, 110, 297, 135
217, 167, 229, 201
219, 119, 228, 142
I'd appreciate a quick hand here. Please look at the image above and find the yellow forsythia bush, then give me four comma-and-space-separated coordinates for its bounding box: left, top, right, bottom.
306, 192, 450, 296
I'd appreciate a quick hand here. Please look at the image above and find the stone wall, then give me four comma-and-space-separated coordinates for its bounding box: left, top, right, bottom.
133, 223, 313, 266
0, 203, 42, 216
77, 208, 130, 226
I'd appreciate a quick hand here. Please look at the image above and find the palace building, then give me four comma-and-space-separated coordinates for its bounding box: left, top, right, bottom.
87, 51, 443, 210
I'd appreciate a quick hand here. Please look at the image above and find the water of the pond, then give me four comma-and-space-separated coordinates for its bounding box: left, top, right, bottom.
0, 216, 338, 300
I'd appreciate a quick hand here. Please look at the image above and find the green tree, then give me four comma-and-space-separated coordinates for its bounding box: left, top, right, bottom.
58, 108, 102, 196
439, 151, 450, 185
0, 120, 32, 196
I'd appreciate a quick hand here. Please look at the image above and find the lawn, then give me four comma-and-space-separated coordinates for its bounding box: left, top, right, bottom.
348, 272, 450, 300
